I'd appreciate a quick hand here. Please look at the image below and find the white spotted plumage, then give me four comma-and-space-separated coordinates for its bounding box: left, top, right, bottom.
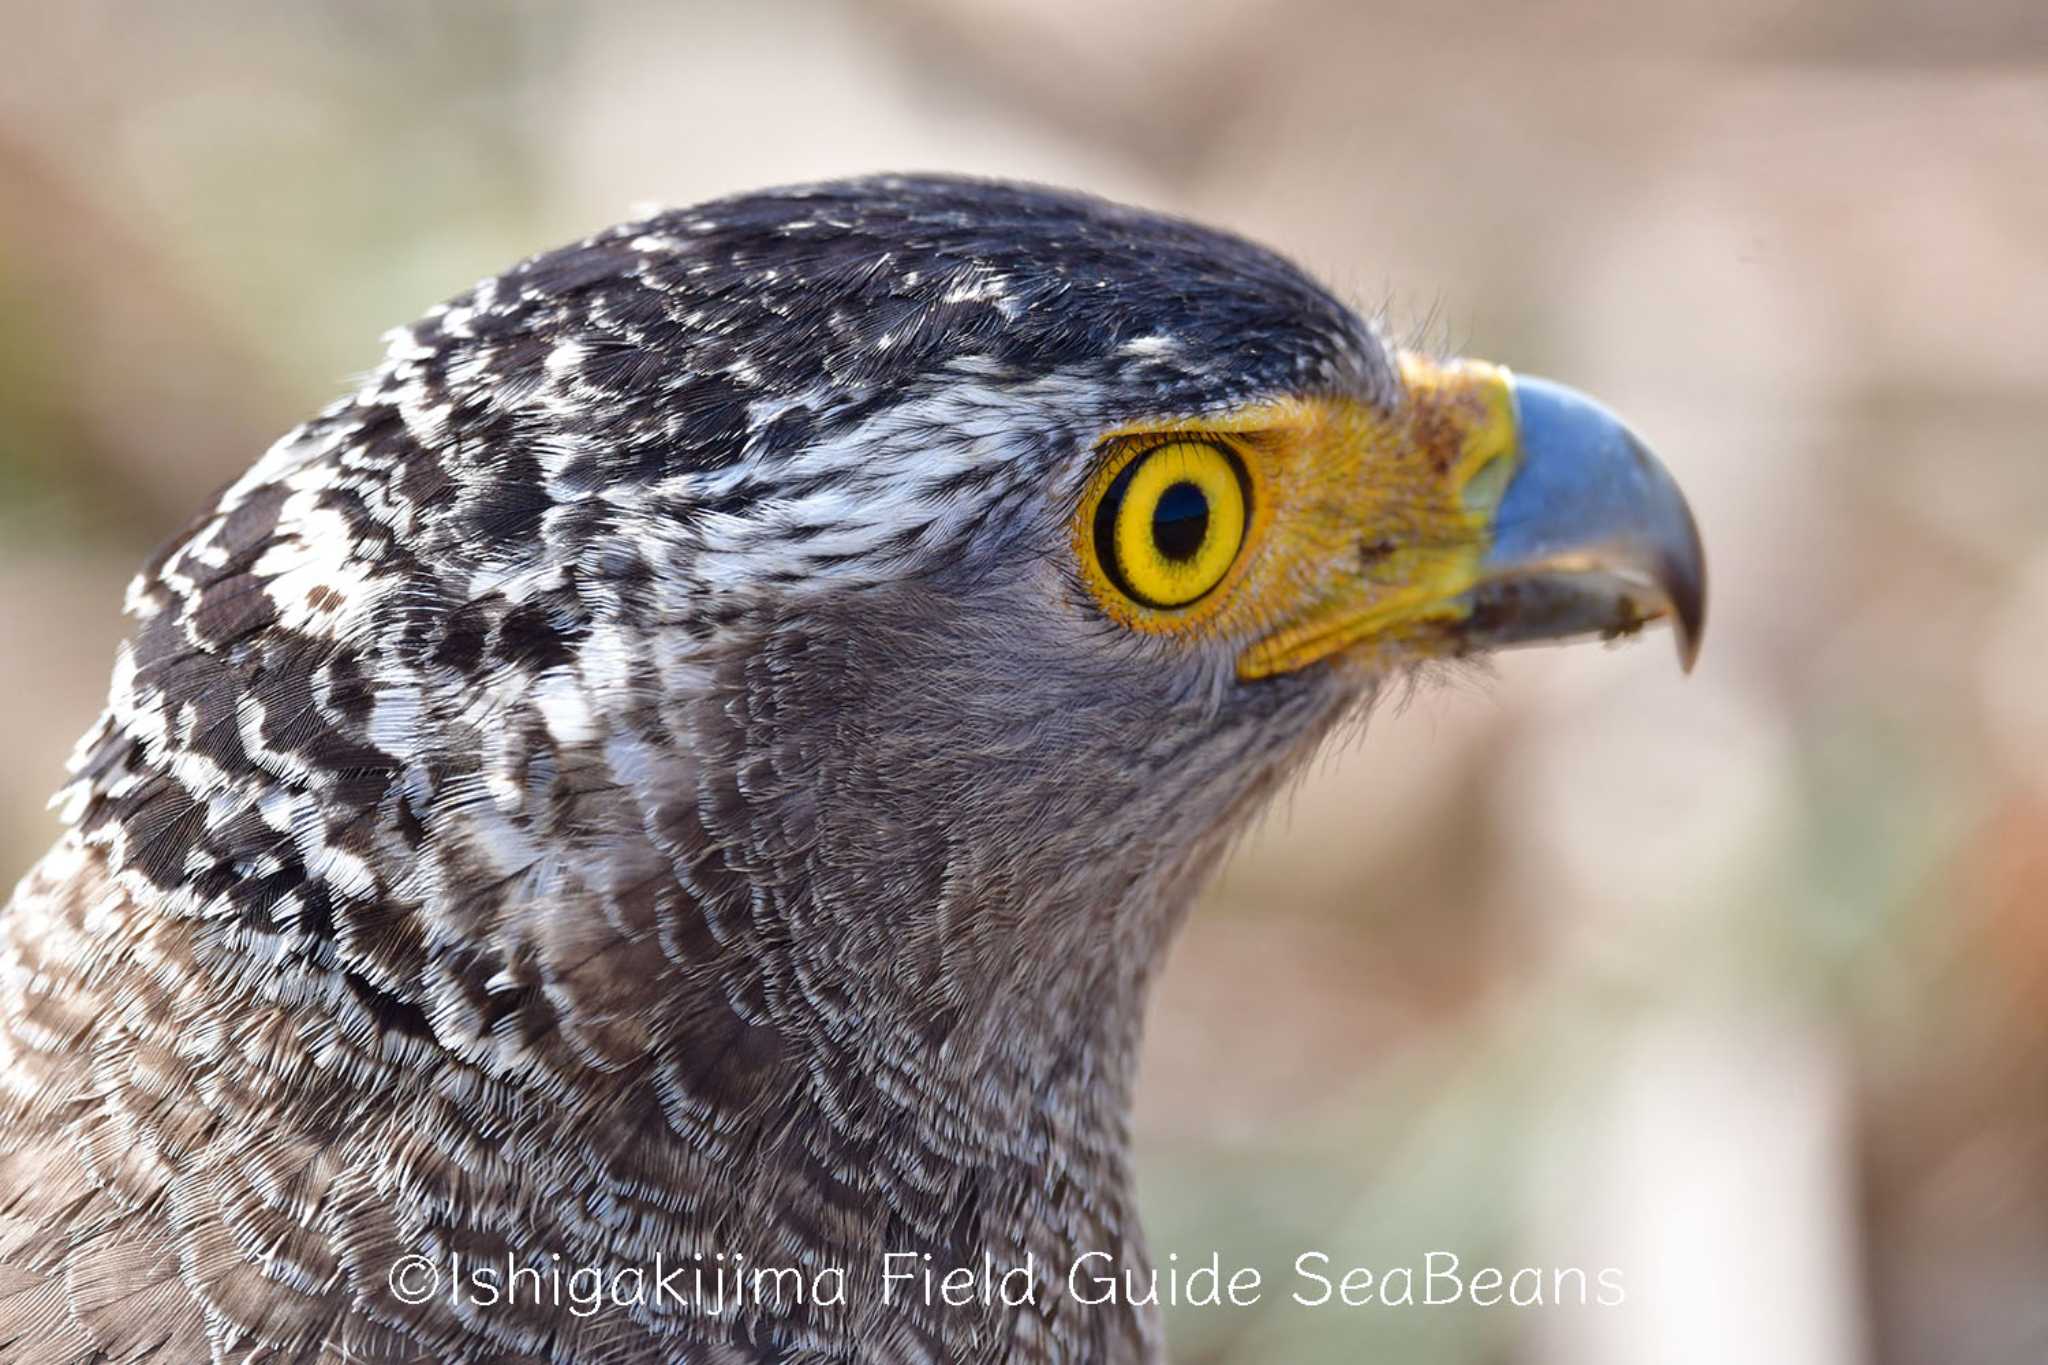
2, 174, 1393, 1364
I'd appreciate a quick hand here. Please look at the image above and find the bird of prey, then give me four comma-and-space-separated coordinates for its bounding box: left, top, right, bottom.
0, 176, 1703, 1364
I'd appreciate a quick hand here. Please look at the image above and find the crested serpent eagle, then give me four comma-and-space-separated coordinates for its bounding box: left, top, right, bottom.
0, 175, 1704, 1364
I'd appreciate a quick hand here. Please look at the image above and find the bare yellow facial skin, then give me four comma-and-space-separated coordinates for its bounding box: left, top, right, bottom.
1073, 353, 1523, 679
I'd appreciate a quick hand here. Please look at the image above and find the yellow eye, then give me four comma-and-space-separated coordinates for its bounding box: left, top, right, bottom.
1090, 440, 1250, 610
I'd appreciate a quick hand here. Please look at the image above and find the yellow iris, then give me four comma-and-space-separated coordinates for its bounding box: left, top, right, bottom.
1095, 440, 1249, 609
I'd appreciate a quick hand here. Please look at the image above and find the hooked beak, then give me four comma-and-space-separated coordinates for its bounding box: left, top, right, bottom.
1467, 374, 1706, 670
1234, 355, 1706, 679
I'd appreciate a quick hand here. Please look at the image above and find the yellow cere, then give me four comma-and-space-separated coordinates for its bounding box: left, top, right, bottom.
1071, 353, 1522, 679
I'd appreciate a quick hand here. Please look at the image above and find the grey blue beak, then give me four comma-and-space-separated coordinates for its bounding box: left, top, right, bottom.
1471, 375, 1707, 670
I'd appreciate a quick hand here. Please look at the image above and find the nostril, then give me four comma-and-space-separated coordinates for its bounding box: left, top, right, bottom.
1357, 538, 1396, 571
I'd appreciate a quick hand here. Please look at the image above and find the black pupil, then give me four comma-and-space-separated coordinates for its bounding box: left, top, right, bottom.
1152, 481, 1209, 562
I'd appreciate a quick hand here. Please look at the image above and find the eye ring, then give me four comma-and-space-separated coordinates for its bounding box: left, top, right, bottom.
1091, 439, 1251, 610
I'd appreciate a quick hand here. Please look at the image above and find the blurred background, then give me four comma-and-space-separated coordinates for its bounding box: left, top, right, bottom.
2, 2, 2044, 1361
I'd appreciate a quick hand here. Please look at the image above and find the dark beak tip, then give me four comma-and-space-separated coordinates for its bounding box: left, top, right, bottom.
1674, 613, 1704, 673
1664, 521, 1708, 674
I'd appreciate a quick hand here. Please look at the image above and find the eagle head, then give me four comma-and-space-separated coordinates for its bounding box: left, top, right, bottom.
3, 175, 1702, 1364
